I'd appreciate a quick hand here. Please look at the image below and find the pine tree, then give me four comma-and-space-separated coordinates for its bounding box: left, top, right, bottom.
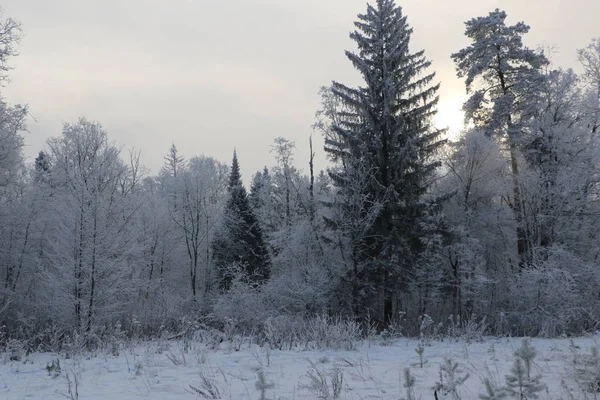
504, 358, 546, 399
433, 357, 470, 399
212, 151, 270, 290
323, 0, 445, 325
503, 339, 546, 399
479, 378, 507, 400
452, 9, 548, 268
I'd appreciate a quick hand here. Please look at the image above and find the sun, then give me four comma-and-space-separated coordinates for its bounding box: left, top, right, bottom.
435, 95, 466, 139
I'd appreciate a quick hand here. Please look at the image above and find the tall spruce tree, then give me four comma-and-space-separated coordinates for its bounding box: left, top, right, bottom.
324, 0, 445, 325
452, 9, 548, 268
212, 151, 270, 290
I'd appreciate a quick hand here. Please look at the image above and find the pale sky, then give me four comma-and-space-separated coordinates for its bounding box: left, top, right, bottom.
2, 0, 599, 180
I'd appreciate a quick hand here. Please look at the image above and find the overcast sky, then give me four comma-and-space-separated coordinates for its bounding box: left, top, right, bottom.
2, 0, 599, 180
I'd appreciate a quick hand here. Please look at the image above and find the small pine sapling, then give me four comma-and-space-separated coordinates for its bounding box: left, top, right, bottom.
478, 378, 507, 400
415, 342, 426, 368
514, 339, 536, 378
401, 368, 417, 400
419, 314, 436, 344
504, 358, 546, 399
569, 339, 580, 366
433, 357, 470, 399
255, 370, 275, 400
488, 343, 497, 360
46, 358, 62, 378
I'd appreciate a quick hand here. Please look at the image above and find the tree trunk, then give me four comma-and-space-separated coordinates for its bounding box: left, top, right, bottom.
87, 210, 98, 332
509, 140, 529, 268
75, 199, 84, 331
377, 276, 386, 329
309, 135, 315, 221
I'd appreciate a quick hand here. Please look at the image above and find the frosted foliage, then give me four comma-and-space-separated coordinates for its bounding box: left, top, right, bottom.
452, 9, 548, 135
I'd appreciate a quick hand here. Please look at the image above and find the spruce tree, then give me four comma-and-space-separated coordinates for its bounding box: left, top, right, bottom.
324, 0, 445, 325
249, 167, 274, 235
212, 151, 270, 290
34, 151, 50, 183
161, 143, 185, 178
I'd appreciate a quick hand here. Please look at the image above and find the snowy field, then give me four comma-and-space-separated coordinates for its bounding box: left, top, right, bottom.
2, 335, 600, 399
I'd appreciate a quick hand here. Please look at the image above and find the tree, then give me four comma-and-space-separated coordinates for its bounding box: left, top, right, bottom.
578, 37, 600, 133
136, 176, 179, 324
452, 9, 548, 268
170, 156, 228, 302
161, 143, 185, 179
212, 151, 270, 290
270, 137, 297, 227
0, 100, 26, 196
44, 119, 140, 332
0, 9, 29, 326
323, 0, 445, 325
437, 129, 510, 321
34, 151, 51, 182
0, 8, 22, 85
249, 167, 275, 235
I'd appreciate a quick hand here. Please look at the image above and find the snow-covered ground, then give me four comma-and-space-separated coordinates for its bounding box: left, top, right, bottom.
1, 335, 599, 399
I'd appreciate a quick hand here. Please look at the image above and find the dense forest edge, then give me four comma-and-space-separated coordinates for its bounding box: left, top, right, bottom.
1, 0, 600, 352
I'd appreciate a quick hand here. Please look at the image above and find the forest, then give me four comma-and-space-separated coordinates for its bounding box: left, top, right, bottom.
1, 0, 600, 345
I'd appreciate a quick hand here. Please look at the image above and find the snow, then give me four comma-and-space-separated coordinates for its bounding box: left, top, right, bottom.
1, 335, 599, 399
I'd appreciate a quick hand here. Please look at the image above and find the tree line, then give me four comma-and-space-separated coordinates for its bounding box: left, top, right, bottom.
1, 0, 600, 339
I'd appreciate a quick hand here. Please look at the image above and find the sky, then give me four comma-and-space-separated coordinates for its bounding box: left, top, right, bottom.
2, 0, 599, 181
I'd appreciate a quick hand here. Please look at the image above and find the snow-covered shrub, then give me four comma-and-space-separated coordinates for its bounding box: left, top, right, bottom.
212, 281, 270, 332
508, 247, 600, 337
447, 314, 488, 343
62, 332, 88, 359
380, 313, 405, 345
419, 314, 442, 343
34, 324, 67, 353
265, 221, 333, 314
574, 346, 600, 393
5, 338, 25, 362
262, 314, 360, 351
189, 372, 221, 399
103, 322, 127, 356
262, 315, 305, 350
306, 314, 360, 351
301, 360, 344, 399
